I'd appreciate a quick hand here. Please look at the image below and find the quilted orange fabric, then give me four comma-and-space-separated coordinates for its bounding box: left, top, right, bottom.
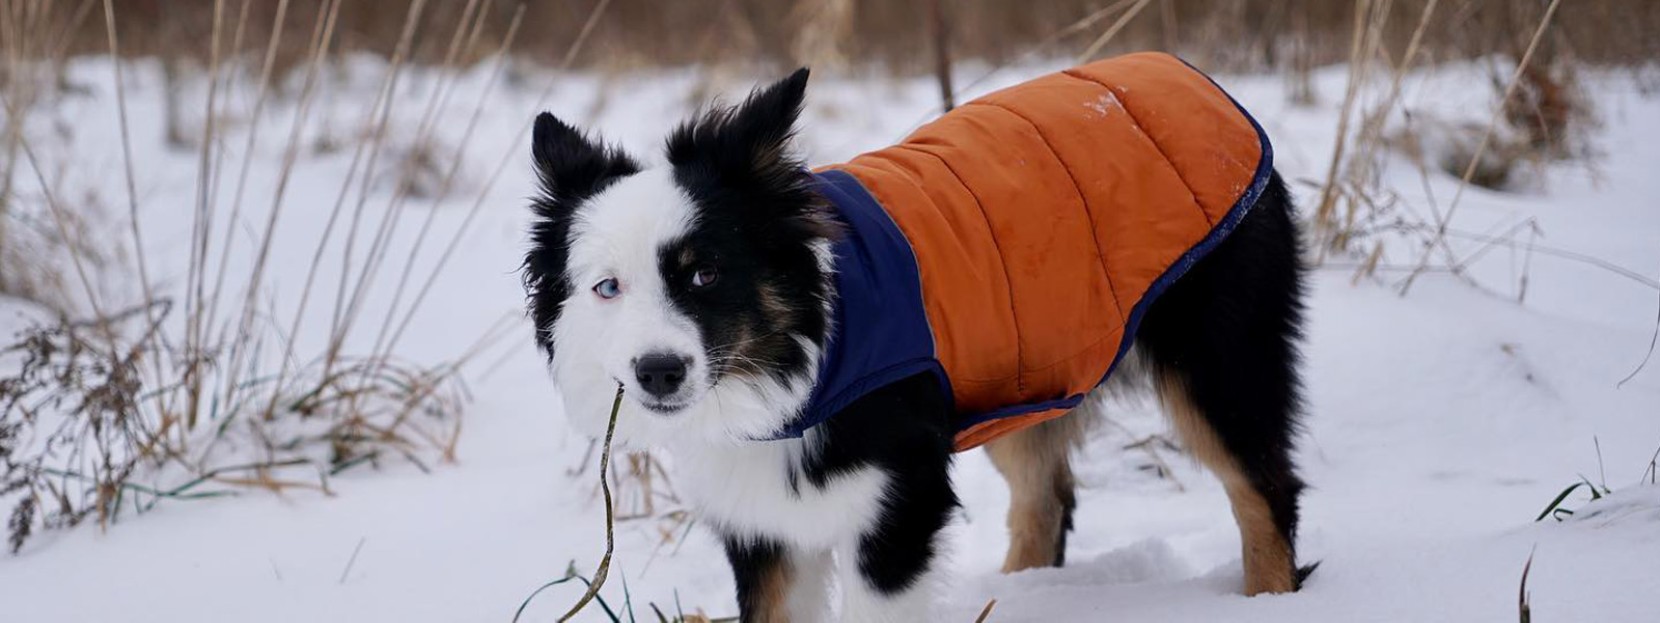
822, 52, 1268, 451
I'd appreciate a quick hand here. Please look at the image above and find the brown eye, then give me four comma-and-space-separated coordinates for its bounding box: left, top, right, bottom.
690, 266, 718, 289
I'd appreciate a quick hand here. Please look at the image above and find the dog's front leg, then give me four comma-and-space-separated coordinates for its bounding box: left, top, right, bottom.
723, 535, 836, 622
723, 534, 794, 622
835, 477, 954, 621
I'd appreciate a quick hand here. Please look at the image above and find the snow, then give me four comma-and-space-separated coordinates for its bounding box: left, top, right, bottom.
2, 56, 1658, 622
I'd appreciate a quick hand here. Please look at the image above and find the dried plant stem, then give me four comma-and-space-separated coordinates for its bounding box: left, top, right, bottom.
328, 0, 483, 364
101, 0, 170, 419
259, 0, 387, 419
975, 599, 999, 623
231, 0, 343, 423
182, 0, 227, 432
1312, 0, 1376, 256
12, 138, 106, 326
320, 0, 431, 375
895, 0, 1137, 140
558, 385, 625, 623
1399, 0, 1564, 295
926, 0, 954, 112
561, 0, 616, 70
367, 4, 527, 365
1353, 0, 1440, 176
1618, 283, 1659, 389
201, 0, 292, 375
377, 0, 613, 362
321, 0, 496, 440
1077, 0, 1155, 64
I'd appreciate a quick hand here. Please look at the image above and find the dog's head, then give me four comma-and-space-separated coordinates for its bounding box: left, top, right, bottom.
522, 69, 837, 446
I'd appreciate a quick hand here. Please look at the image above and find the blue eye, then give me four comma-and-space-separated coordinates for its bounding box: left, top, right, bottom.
593, 278, 621, 299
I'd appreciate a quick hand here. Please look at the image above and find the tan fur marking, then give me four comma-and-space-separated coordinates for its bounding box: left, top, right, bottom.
1157, 372, 1297, 596
750, 555, 795, 622
756, 283, 793, 321
985, 415, 1084, 573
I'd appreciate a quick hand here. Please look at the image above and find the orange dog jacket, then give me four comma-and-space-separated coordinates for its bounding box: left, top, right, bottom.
788, 53, 1271, 451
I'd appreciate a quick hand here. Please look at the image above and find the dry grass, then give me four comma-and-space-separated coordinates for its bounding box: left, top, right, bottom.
0, 0, 547, 552
17, 1, 1657, 75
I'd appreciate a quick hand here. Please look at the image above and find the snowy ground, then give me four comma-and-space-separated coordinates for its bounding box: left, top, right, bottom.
2, 57, 1658, 622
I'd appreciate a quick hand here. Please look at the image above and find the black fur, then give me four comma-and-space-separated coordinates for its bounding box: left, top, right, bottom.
522, 114, 639, 357
720, 372, 956, 599
1135, 171, 1310, 573
660, 67, 840, 390
723, 534, 788, 616
811, 373, 957, 594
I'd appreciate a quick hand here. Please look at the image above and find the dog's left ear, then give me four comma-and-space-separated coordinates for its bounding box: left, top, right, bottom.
667, 67, 811, 185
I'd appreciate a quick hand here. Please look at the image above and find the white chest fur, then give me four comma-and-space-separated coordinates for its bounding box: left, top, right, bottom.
669, 437, 890, 551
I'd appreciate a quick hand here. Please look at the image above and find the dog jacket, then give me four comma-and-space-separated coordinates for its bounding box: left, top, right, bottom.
785, 52, 1272, 451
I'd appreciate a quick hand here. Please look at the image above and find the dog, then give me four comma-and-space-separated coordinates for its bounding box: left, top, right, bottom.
522, 52, 1311, 621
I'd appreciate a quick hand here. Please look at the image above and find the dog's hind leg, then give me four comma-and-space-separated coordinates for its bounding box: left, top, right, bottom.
1155, 371, 1303, 595
1134, 172, 1310, 595
985, 413, 1088, 572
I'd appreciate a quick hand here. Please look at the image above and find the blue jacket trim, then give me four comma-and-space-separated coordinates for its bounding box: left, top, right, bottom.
767, 169, 949, 439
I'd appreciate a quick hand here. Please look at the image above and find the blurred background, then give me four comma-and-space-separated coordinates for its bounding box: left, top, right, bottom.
46, 1, 1660, 70
2, 1, 1658, 621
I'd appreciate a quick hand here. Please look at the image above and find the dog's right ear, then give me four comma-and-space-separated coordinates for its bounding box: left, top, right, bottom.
531, 113, 639, 208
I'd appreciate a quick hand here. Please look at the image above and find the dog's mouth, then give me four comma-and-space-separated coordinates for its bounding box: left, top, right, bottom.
640, 399, 690, 415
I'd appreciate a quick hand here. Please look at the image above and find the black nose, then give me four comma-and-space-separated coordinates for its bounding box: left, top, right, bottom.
634, 353, 688, 397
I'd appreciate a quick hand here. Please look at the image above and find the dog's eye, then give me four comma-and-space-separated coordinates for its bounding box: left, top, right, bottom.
593, 278, 621, 299
690, 266, 718, 289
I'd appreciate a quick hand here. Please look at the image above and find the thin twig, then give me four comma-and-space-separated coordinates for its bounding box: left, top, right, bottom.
558, 385, 625, 622
975, 598, 998, 623
364, 1, 522, 366
1400, 0, 1565, 295
1077, 0, 1155, 64
99, 0, 171, 420
1618, 285, 1660, 388
252, 0, 346, 422
201, 0, 293, 379
318, 0, 430, 382
379, 0, 613, 362
1312, 0, 1376, 255
338, 536, 367, 584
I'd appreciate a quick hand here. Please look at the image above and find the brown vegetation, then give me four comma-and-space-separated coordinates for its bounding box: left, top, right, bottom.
32, 1, 1660, 74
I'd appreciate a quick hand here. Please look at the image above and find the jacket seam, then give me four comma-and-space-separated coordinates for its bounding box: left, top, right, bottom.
1060, 69, 1215, 228
967, 100, 1129, 329
893, 143, 1027, 394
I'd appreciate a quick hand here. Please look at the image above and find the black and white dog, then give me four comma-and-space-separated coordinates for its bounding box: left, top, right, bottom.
523, 68, 1309, 621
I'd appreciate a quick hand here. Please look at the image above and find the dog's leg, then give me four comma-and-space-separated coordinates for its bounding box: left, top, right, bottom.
984, 414, 1086, 572
1134, 172, 1309, 595
723, 535, 797, 622
1156, 371, 1303, 595
783, 548, 833, 623
837, 451, 954, 621
837, 537, 940, 623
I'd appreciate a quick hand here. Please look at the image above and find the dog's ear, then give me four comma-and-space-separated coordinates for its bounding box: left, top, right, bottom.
667, 67, 811, 186
531, 112, 639, 208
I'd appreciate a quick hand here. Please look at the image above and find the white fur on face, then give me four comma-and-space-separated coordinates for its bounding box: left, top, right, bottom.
546, 166, 821, 446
